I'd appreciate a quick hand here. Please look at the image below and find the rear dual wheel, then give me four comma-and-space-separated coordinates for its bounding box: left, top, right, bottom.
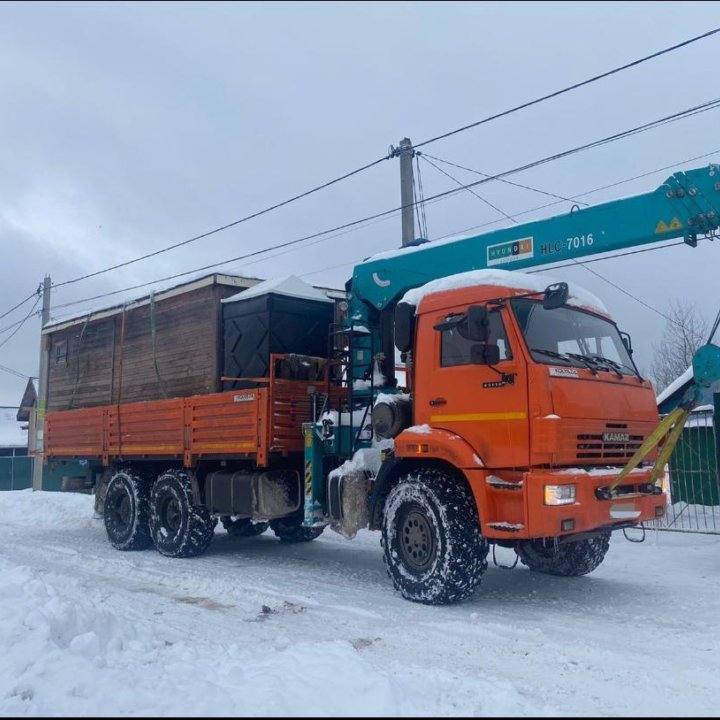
149, 469, 216, 558
103, 468, 217, 558
103, 470, 153, 551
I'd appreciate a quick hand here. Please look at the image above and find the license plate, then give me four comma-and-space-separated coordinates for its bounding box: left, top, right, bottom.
610, 502, 641, 519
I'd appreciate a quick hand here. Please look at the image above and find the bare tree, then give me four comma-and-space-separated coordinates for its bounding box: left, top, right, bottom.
651, 299, 708, 394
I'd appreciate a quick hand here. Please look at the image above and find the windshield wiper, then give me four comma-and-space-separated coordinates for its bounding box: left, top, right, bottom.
589, 354, 643, 381
529, 347, 572, 362
565, 352, 601, 376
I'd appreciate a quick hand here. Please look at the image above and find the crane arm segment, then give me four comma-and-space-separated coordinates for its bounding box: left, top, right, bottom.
349, 165, 720, 319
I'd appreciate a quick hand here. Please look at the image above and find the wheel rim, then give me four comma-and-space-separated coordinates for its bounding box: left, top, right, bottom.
398, 504, 436, 573
111, 491, 131, 531
160, 496, 182, 535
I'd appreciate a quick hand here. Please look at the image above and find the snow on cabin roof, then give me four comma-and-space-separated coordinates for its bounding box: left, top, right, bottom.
400, 268, 608, 316
0, 407, 28, 448
222, 275, 333, 304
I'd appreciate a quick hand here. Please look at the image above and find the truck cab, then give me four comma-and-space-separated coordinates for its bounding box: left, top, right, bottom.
338, 269, 668, 603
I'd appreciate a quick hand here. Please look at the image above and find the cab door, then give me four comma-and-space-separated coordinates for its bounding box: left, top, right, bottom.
414, 304, 529, 469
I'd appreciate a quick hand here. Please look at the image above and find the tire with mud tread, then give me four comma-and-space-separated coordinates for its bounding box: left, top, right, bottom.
381, 468, 489, 605
103, 469, 153, 551
149, 469, 216, 558
517, 532, 611, 576
270, 510, 325, 543
221, 517, 270, 537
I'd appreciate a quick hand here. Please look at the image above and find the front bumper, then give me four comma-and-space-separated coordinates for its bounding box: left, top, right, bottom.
470, 467, 666, 540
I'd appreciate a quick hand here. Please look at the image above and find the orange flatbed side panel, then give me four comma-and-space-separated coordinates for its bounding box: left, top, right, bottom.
46, 406, 105, 457
189, 390, 262, 456
46, 375, 323, 464
108, 398, 185, 457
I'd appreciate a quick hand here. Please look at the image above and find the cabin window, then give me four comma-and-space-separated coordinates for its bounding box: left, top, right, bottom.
54, 339, 68, 366
440, 311, 511, 367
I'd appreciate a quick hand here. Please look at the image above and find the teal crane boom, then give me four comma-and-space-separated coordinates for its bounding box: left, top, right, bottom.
348, 164, 720, 321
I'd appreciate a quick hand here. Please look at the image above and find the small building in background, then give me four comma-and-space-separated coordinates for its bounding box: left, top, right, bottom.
0, 405, 31, 490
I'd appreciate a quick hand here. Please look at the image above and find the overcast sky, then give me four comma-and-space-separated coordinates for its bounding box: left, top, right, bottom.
1, 0, 719, 404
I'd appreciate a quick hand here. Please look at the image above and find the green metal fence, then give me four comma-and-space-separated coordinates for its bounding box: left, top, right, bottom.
649, 406, 720, 534
0, 456, 33, 491
0, 456, 90, 492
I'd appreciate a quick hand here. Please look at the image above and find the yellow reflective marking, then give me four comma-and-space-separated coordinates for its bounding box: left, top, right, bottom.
191, 442, 255, 451
430, 412, 527, 422
656, 217, 683, 234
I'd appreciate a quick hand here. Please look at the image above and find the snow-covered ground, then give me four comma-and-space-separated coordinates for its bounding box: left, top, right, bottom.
1, 490, 719, 716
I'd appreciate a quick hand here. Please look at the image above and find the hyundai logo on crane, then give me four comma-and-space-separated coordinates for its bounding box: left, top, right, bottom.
486, 236, 534, 265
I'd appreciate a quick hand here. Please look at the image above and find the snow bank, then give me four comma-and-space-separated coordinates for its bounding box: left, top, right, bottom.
0, 493, 548, 717
400, 268, 608, 316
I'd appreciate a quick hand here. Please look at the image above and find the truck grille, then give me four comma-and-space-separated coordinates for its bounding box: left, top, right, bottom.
576, 424, 643, 460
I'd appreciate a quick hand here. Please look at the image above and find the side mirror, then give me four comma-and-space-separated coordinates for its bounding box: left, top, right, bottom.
543, 282, 569, 310
466, 305, 490, 342
620, 331, 633, 356
470, 343, 501, 366
395, 302, 415, 352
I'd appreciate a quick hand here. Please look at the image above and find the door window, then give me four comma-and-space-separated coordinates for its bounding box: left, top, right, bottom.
440, 310, 511, 367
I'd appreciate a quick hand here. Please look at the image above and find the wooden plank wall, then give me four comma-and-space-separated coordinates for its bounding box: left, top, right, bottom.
47, 283, 243, 412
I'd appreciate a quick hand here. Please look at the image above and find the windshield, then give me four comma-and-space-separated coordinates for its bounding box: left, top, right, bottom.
510, 299, 637, 376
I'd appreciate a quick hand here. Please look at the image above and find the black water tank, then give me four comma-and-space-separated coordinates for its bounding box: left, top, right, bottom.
222, 289, 334, 391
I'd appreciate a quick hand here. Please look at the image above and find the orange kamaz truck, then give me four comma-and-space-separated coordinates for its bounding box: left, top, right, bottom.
45, 165, 720, 604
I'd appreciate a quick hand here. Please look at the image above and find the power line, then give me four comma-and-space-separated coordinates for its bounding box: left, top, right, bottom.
421, 154, 519, 224
420, 158, 680, 325
433, 147, 720, 243
0, 290, 41, 324
569, 258, 675, 324
0, 309, 41, 335
50, 28, 720, 293
414, 27, 720, 150
420, 152, 589, 206
0, 296, 41, 350
49, 99, 720, 316
53, 156, 391, 289
0, 363, 31, 380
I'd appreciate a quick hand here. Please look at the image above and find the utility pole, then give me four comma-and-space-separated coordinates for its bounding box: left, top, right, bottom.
32, 275, 50, 491
397, 137, 415, 247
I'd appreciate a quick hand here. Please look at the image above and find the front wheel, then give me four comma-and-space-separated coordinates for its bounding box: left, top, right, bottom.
381, 469, 489, 605
149, 469, 216, 558
516, 532, 611, 577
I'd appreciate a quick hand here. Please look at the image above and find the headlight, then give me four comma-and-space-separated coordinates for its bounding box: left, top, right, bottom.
544, 484, 576, 506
